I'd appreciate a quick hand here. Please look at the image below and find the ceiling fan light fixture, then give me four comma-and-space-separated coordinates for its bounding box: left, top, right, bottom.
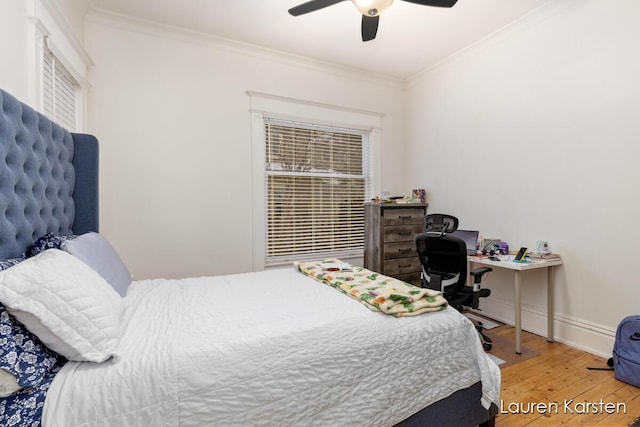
351, 0, 394, 17
289, 0, 457, 42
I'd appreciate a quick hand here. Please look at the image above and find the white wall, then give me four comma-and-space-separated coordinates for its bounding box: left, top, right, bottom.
54, 0, 90, 40
84, 13, 408, 280
0, 2, 31, 100
405, 0, 640, 356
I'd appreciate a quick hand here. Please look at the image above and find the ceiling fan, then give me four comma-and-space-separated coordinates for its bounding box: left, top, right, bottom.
288, 0, 458, 42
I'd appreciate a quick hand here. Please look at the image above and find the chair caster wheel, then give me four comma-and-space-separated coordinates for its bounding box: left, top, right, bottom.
483, 342, 492, 351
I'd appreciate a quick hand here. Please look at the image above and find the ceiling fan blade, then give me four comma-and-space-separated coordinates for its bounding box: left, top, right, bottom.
288, 0, 346, 16
361, 15, 379, 42
400, 0, 458, 7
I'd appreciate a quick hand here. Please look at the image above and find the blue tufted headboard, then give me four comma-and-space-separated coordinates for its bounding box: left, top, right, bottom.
0, 89, 99, 259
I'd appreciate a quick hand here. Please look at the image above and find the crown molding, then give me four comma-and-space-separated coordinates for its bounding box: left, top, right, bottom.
38, 0, 94, 67
86, 9, 406, 91
406, 0, 556, 85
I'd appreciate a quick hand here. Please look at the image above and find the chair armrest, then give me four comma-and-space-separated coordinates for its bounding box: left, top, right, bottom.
470, 267, 492, 284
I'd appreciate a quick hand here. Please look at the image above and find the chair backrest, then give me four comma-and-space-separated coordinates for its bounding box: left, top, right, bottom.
424, 213, 458, 235
415, 214, 467, 299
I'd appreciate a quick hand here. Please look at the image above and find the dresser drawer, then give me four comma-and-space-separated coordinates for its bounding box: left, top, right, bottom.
383, 208, 425, 226
383, 257, 421, 276
364, 203, 428, 282
383, 241, 416, 260
383, 224, 423, 242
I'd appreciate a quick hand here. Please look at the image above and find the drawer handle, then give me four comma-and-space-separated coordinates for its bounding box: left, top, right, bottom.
398, 215, 412, 219
398, 231, 412, 236
399, 264, 411, 268
399, 248, 412, 253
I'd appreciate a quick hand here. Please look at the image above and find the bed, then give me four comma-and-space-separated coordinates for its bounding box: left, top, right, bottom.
0, 88, 500, 426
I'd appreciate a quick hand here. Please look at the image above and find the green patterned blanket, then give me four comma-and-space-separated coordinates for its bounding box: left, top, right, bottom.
295, 259, 448, 317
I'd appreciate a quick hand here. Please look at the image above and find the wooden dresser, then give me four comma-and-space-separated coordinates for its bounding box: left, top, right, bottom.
364, 203, 428, 286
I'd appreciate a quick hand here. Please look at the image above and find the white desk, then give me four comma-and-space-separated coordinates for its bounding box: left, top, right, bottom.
467, 256, 563, 354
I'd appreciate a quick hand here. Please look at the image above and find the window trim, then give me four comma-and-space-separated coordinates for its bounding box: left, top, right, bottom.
27, 0, 93, 131
249, 92, 382, 271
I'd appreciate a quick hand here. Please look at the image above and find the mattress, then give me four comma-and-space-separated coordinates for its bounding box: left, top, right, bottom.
43, 267, 500, 426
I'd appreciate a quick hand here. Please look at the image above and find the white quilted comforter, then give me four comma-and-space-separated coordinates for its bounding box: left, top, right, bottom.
43, 268, 500, 426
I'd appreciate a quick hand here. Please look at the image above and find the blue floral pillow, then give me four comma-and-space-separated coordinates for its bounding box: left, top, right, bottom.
0, 256, 25, 271
0, 303, 65, 397
27, 233, 75, 258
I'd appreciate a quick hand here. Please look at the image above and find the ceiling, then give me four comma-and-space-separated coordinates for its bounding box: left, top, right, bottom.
88, 0, 551, 80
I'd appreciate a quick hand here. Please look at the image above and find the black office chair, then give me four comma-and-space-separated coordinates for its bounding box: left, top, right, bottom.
415, 214, 494, 351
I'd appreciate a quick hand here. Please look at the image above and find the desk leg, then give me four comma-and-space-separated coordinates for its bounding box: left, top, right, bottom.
548, 266, 555, 343
515, 270, 522, 354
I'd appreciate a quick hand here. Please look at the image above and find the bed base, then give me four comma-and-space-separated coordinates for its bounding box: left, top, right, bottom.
396, 382, 497, 427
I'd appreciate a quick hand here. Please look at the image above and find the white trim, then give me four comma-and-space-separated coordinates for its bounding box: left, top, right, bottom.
26, 18, 49, 109
40, 0, 93, 68
265, 254, 364, 271
28, 0, 93, 84
406, 0, 557, 84
86, 8, 405, 91
24, 0, 92, 131
248, 91, 385, 120
368, 127, 382, 201
479, 296, 616, 358
266, 249, 364, 269
251, 111, 267, 272
248, 91, 384, 131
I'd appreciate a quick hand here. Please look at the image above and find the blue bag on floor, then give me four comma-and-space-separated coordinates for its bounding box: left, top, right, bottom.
612, 315, 640, 387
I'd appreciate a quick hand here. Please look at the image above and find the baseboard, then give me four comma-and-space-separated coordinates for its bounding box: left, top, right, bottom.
477, 297, 616, 359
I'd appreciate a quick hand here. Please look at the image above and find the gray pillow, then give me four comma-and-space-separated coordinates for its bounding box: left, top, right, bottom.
62, 232, 132, 297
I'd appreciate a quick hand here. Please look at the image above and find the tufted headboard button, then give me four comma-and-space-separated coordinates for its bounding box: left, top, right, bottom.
0, 89, 80, 259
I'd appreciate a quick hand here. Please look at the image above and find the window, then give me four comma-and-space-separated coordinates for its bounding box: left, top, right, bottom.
264, 120, 370, 263
250, 92, 381, 270
42, 47, 80, 132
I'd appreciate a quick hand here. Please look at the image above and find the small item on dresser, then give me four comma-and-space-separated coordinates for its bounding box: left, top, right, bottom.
412, 189, 426, 204
395, 196, 421, 204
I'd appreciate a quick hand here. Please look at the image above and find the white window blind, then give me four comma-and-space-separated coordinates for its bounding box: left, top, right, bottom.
42, 48, 79, 132
265, 119, 370, 262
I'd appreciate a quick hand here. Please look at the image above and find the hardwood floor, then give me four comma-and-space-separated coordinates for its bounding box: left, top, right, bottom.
489, 325, 640, 426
